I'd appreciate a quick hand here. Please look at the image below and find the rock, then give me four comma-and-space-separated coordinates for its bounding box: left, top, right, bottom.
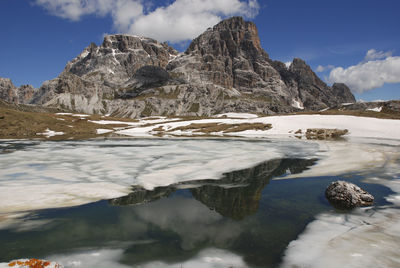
306, 128, 348, 139
325, 181, 374, 209
0, 78, 37, 104
63, 34, 177, 86
0, 77, 18, 103
334, 100, 400, 115
331, 83, 356, 104
272, 59, 355, 110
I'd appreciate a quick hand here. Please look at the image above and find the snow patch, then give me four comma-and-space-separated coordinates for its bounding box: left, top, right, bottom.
79, 50, 89, 59
214, 113, 259, 119
71, 114, 90, 117
367, 106, 382, 112
114, 114, 400, 140
96, 129, 113, 134
36, 129, 64, 137
291, 99, 304, 110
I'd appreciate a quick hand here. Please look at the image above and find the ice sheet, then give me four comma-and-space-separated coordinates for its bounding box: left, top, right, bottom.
0, 139, 318, 213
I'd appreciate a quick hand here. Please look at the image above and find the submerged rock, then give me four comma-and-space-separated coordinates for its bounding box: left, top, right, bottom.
325, 181, 374, 209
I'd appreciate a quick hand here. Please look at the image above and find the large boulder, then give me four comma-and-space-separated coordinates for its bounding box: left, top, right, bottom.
325, 181, 374, 209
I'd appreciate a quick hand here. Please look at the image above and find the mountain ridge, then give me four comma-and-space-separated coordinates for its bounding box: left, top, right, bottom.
0, 16, 356, 118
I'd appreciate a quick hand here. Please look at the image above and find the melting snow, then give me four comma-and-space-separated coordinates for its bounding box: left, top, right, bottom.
36, 129, 64, 137
367, 106, 383, 112
291, 99, 304, 110
103, 114, 400, 140
96, 129, 113, 134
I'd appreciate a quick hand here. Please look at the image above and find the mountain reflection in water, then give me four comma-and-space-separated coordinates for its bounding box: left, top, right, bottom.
0, 154, 393, 268
110, 158, 317, 220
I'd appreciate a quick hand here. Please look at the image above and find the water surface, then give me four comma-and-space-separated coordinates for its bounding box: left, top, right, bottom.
0, 138, 399, 267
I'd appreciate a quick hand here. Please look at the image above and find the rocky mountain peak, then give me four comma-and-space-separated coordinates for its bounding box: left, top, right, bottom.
0, 17, 356, 118
62, 34, 178, 86
186, 16, 265, 58
168, 16, 279, 93
289, 58, 325, 85
332, 83, 356, 103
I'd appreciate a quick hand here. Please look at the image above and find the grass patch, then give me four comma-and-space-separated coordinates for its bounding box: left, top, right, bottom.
189, 103, 200, 113
141, 103, 154, 117
167, 122, 271, 134
0, 104, 138, 140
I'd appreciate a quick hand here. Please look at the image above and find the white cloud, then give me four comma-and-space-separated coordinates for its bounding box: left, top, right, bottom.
327, 50, 400, 93
364, 49, 393, 62
35, 0, 114, 21
315, 65, 335, 73
35, 0, 260, 43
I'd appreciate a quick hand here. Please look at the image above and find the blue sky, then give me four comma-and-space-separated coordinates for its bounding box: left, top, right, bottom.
0, 0, 399, 101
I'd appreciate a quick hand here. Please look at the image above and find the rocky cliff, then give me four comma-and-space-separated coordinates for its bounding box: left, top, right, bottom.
0, 78, 35, 105
0, 17, 355, 118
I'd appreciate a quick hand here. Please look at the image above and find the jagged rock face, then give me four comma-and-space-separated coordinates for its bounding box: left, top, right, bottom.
0, 78, 18, 104
0, 17, 356, 117
63, 34, 178, 87
0, 78, 36, 105
331, 83, 356, 104
180, 16, 275, 88
17, 85, 36, 104
273, 59, 356, 110
167, 17, 290, 106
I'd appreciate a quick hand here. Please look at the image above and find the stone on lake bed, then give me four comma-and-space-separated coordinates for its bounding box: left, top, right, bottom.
325, 180, 374, 209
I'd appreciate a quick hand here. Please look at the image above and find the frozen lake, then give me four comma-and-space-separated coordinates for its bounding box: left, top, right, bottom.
0, 137, 399, 267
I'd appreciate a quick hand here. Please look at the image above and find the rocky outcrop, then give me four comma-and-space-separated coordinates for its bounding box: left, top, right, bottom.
0, 78, 18, 104
1, 17, 356, 118
306, 128, 348, 139
272, 59, 356, 110
331, 83, 356, 104
325, 181, 374, 209
333, 100, 400, 114
0, 78, 37, 105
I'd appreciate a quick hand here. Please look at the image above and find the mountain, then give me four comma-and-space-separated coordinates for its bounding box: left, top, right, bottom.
0, 17, 356, 118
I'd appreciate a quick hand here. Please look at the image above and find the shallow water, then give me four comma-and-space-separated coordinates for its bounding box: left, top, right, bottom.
0, 138, 399, 267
